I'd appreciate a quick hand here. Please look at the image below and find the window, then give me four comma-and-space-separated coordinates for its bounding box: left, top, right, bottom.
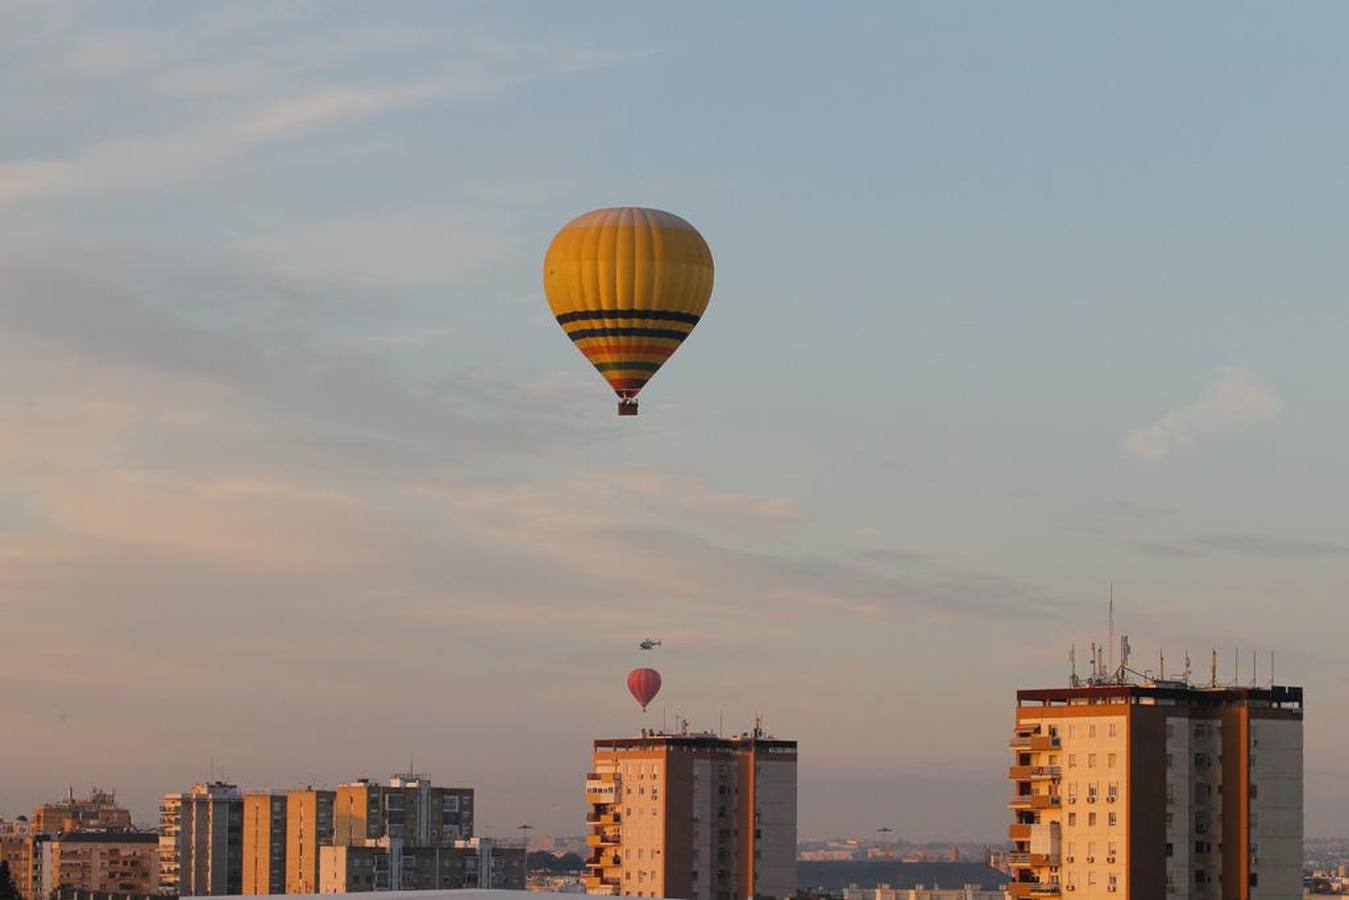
1067, 783, 1077, 802
1088, 754, 1097, 768
1088, 784, 1098, 803
1108, 783, 1119, 802
1166, 723, 1175, 738
1068, 754, 1077, 768
1108, 813, 1117, 827
1068, 813, 1077, 827
1069, 725, 1077, 738
1089, 725, 1097, 738
1089, 812, 1097, 827
1108, 873, 1118, 889
1108, 753, 1117, 768
1166, 753, 1173, 769
1165, 842, 1173, 857
1108, 723, 1117, 738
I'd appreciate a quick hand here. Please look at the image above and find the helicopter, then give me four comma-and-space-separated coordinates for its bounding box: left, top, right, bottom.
639, 638, 662, 650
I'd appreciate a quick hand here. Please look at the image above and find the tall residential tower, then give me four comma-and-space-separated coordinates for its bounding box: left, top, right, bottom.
1007, 677, 1303, 900
584, 725, 797, 900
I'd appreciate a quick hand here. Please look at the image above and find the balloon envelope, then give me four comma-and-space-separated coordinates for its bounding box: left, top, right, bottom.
627, 667, 662, 711
543, 207, 714, 415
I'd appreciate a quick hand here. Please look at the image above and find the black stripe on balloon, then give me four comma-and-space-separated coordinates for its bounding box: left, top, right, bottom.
594, 361, 662, 372
567, 327, 689, 341
556, 309, 701, 325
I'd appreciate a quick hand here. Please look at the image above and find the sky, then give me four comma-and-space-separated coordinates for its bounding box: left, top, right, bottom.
1, 1, 1348, 842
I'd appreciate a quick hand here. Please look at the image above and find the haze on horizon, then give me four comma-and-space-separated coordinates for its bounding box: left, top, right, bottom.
2, 2, 1347, 843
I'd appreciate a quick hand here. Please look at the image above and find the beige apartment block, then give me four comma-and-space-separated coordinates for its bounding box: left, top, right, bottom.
46, 831, 159, 896
1007, 682, 1303, 900
584, 725, 797, 900
285, 788, 334, 894
30, 789, 133, 835
318, 838, 524, 893
158, 781, 243, 896
241, 791, 287, 895
333, 774, 474, 848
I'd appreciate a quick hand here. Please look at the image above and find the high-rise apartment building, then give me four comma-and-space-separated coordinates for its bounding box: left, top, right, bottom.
1007, 680, 1303, 900
158, 781, 243, 896
30, 789, 133, 835
584, 725, 797, 900
285, 789, 334, 894
333, 775, 474, 848
242, 791, 287, 895
45, 831, 159, 896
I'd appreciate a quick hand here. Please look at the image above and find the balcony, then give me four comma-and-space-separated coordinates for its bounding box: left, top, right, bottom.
586, 812, 620, 825
1008, 884, 1062, 898
1008, 852, 1061, 868
1009, 794, 1061, 810
1009, 765, 1032, 780
1031, 765, 1062, 779
1009, 824, 1032, 842
586, 833, 619, 848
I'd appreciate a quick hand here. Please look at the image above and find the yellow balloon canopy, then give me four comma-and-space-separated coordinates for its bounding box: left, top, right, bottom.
543, 207, 714, 415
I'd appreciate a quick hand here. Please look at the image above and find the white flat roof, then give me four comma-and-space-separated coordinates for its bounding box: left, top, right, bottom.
186, 893, 601, 900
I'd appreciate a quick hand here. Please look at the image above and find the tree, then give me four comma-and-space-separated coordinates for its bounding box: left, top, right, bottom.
0, 860, 22, 900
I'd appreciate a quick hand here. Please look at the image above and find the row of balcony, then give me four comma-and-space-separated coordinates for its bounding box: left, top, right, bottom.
1007, 884, 1062, 898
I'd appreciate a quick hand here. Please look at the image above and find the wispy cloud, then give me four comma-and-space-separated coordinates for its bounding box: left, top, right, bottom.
0, 81, 449, 205
1123, 368, 1284, 460
1128, 533, 1347, 559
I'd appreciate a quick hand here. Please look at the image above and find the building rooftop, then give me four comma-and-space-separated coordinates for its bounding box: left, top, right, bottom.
1016, 682, 1303, 710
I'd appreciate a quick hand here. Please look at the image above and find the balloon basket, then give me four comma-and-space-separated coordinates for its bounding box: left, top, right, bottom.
618, 398, 639, 416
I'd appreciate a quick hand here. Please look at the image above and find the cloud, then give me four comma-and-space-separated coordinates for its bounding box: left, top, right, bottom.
0, 81, 450, 205
1127, 533, 1347, 559
1123, 368, 1284, 460
1192, 534, 1349, 559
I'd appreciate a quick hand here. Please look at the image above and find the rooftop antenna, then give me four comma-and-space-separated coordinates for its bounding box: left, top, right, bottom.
1159, 648, 1165, 681
1184, 651, 1192, 685
1070, 645, 1078, 687
1252, 649, 1257, 687
1120, 633, 1131, 682
1270, 651, 1274, 687
1235, 648, 1240, 686
1210, 649, 1217, 687
1108, 584, 1115, 678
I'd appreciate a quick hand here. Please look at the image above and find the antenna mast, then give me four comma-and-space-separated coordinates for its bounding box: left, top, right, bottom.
1108, 584, 1115, 678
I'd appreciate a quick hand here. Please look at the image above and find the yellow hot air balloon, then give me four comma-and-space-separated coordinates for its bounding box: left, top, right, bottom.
543, 207, 714, 415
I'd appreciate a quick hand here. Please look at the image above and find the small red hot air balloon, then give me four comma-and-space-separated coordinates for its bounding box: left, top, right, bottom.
627, 667, 662, 711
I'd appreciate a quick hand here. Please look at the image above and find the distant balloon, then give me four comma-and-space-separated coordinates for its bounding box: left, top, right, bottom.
543, 207, 715, 416
627, 667, 662, 711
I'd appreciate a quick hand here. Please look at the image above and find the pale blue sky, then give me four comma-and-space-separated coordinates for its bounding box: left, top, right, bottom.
1, 2, 1347, 840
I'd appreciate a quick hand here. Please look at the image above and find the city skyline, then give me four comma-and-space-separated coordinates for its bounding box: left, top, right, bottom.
3, 1, 1348, 845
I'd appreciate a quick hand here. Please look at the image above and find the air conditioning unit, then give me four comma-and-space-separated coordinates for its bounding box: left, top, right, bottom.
1066, 857, 1074, 863
1107, 796, 1116, 803
1107, 856, 1116, 863
1068, 797, 1077, 804
1088, 797, 1097, 804
1065, 886, 1075, 892
1108, 886, 1117, 893
1086, 857, 1095, 863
